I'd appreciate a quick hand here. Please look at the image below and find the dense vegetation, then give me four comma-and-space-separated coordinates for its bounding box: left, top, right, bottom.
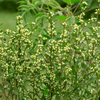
0, 0, 100, 100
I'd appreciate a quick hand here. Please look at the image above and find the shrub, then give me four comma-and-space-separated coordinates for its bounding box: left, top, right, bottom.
0, 1, 100, 100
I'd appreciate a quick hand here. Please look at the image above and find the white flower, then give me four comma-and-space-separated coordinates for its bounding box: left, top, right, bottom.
82, 1, 88, 6
32, 22, 35, 25
16, 15, 22, 20
38, 34, 42, 38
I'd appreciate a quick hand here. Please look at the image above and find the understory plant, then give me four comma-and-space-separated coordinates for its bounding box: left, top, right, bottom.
0, 1, 100, 100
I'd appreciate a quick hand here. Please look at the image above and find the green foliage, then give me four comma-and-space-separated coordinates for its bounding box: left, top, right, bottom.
0, 1, 100, 100
18, 0, 68, 22
63, 0, 81, 5
57, 15, 67, 21
56, 0, 65, 6
17, 0, 99, 27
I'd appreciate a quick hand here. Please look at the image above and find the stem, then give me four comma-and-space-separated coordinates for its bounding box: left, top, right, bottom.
96, 73, 99, 99
33, 85, 34, 100
12, 93, 14, 100
59, 27, 65, 100
2, 81, 10, 100
49, 18, 53, 100
14, 61, 18, 100
59, 47, 62, 100
73, 0, 83, 14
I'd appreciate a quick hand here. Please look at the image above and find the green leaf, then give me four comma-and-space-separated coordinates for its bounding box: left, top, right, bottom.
34, 1, 41, 6
71, 65, 75, 74
34, 98, 37, 100
67, 16, 75, 24
90, 0, 98, 8
43, 28, 48, 34
50, 0, 61, 7
70, 0, 81, 4
57, 15, 67, 21
28, 93, 32, 99
44, 0, 61, 8
63, 0, 71, 5
56, 95, 59, 100
87, 0, 93, 8
8, 88, 13, 96
35, 12, 46, 22
63, 0, 81, 5
4, 85, 9, 89
18, 1, 27, 4
88, 76, 96, 84
0, 84, 3, 92
42, 94, 46, 100
63, 42, 67, 47
44, 87, 48, 96
92, 6, 97, 9
0, 95, 2, 98
29, 63, 33, 67
81, 63, 86, 70
56, 38, 61, 40
42, 34, 50, 39
14, 88, 18, 96
32, 0, 40, 4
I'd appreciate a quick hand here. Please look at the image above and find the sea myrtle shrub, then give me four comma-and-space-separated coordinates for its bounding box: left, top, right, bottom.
0, 1, 100, 100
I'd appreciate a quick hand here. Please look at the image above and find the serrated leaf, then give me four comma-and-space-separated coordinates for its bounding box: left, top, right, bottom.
57, 15, 67, 21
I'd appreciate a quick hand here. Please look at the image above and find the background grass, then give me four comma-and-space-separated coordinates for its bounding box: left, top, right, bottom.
0, 11, 16, 31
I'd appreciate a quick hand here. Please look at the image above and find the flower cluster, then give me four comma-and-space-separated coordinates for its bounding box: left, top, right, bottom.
81, 1, 88, 10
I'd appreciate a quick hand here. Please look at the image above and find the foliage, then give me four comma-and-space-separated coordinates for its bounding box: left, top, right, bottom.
0, 1, 100, 100
62, 0, 81, 5
18, 0, 99, 23
18, 0, 63, 21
